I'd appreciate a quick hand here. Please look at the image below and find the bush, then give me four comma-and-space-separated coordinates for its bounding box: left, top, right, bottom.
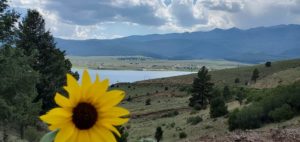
186, 116, 203, 125
179, 132, 187, 139
145, 98, 151, 105
269, 104, 294, 122
234, 78, 240, 83
228, 82, 300, 130
228, 106, 264, 131
164, 87, 169, 91
265, 61, 272, 67
24, 127, 42, 142
155, 127, 163, 142
210, 96, 228, 118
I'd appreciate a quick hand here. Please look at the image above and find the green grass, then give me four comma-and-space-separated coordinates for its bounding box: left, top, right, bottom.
67, 56, 249, 71
115, 58, 300, 141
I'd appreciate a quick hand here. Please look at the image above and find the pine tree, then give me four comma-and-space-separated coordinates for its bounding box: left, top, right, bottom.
223, 86, 231, 101
189, 66, 214, 109
17, 10, 78, 113
251, 68, 259, 82
155, 127, 163, 142
0, 47, 40, 139
236, 87, 245, 105
210, 95, 228, 118
0, 0, 19, 47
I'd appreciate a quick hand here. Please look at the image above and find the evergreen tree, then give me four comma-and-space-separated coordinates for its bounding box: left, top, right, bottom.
189, 66, 214, 109
265, 61, 271, 67
209, 95, 228, 118
0, 47, 40, 139
223, 86, 231, 101
155, 127, 163, 142
0, 0, 19, 47
16, 10, 78, 113
236, 87, 245, 105
251, 68, 259, 82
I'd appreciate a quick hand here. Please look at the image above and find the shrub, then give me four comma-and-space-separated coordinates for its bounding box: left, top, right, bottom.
186, 116, 203, 125
269, 104, 294, 122
265, 61, 272, 67
155, 127, 163, 142
228, 106, 264, 131
234, 78, 240, 84
164, 87, 169, 91
24, 127, 42, 142
145, 98, 151, 105
179, 132, 187, 139
210, 96, 228, 118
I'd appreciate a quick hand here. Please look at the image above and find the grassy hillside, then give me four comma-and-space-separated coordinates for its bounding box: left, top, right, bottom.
140, 58, 300, 87
2, 58, 300, 142
114, 58, 300, 141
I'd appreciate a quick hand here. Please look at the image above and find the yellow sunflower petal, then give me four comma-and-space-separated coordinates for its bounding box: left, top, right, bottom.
81, 70, 92, 93
87, 79, 109, 103
89, 127, 105, 142
98, 123, 121, 137
40, 108, 72, 125
54, 123, 75, 142
67, 129, 78, 142
54, 93, 72, 108
94, 126, 117, 142
99, 118, 129, 126
65, 74, 81, 105
97, 90, 125, 110
77, 130, 90, 142
100, 107, 130, 118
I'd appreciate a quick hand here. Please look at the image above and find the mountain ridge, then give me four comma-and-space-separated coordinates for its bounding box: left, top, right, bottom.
55, 24, 300, 63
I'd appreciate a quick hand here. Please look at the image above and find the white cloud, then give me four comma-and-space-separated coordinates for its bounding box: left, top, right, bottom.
9, 0, 300, 39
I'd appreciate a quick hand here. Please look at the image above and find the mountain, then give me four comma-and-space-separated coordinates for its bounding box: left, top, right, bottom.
55, 24, 300, 63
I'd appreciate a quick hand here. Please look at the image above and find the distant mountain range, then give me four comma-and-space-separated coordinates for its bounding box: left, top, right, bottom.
55, 24, 300, 63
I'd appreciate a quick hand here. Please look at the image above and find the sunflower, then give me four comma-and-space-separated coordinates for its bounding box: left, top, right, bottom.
40, 70, 130, 142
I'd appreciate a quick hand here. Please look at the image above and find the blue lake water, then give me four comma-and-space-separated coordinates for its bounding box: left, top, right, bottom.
72, 68, 193, 84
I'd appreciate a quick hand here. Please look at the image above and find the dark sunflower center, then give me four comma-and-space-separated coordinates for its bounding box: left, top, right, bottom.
72, 103, 98, 130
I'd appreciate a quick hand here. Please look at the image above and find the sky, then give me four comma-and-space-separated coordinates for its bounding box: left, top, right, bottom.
10, 0, 300, 40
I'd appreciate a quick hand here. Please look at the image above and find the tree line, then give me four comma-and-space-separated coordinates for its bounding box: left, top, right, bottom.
0, 0, 77, 140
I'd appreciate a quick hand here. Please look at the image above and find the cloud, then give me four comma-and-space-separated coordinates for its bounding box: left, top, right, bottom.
9, 0, 300, 39
44, 0, 167, 26
201, 0, 245, 12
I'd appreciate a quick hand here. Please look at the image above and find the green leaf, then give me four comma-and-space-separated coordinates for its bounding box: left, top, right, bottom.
40, 130, 58, 142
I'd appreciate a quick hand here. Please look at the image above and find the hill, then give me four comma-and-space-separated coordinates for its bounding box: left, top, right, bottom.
56, 24, 300, 63
113, 58, 300, 141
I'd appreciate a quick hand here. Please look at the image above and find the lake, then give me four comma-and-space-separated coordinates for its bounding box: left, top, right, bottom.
72, 68, 193, 84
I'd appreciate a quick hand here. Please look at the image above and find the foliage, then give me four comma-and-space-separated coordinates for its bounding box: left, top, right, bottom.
251, 68, 260, 82
268, 104, 294, 122
265, 61, 272, 67
223, 86, 231, 100
145, 98, 151, 105
189, 66, 214, 109
0, 47, 40, 138
179, 132, 187, 139
155, 127, 163, 142
186, 116, 203, 125
235, 87, 246, 105
116, 126, 129, 142
234, 78, 240, 84
0, 0, 19, 47
210, 95, 228, 118
229, 82, 300, 130
16, 10, 78, 113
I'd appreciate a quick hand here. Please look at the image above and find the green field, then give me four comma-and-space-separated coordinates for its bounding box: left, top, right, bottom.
67, 56, 250, 71
113, 58, 300, 141
3, 58, 300, 142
